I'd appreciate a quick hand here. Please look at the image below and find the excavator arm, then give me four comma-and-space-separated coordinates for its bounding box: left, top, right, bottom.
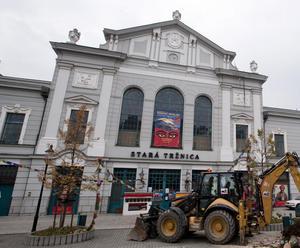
258, 152, 300, 225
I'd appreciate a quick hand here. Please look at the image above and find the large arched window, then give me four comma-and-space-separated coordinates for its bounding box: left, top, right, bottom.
152, 88, 184, 148
193, 96, 212, 150
117, 88, 144, 146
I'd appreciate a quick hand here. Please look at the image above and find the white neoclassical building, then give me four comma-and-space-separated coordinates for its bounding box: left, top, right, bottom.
1, 11, 299, 215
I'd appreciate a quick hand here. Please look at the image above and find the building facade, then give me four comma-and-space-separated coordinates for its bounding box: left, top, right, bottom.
0, 12, 299, 215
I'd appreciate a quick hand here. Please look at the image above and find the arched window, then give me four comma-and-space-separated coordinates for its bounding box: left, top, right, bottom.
152, 88, 184, 148
117, 88, 144, 146
193, 96, 212, 150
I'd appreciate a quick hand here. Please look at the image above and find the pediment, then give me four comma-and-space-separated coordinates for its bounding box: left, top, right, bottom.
231, 113, 253, 120
103, 19, 235, 59
65, 95, 98, 105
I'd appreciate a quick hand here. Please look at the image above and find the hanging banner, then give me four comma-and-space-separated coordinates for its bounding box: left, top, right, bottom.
153, 111, 181, 148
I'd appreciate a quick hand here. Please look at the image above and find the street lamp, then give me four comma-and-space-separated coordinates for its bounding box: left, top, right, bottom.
31, 145, 54, 233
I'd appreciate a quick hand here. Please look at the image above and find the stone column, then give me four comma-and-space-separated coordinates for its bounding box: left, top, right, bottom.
87, 68, 115, 156
220, 85, 233, 161
36, 63, 72, 154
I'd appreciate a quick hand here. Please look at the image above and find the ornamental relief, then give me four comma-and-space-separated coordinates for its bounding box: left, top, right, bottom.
3, 104, 31, 113
73, 70, 99, 89
233, 89, 251, 106
167, 52, 179, 63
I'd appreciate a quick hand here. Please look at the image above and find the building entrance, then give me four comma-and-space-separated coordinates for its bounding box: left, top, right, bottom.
0, 164, 18, 216
47, 166, 82, 215
108, 168, 136, 213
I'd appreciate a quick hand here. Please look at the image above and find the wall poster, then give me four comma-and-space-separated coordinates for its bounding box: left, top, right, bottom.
273, 184, 289, 207
153, 111, 181, 148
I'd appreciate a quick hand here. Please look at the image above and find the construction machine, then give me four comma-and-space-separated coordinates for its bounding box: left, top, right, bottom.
128, 152, 300, 245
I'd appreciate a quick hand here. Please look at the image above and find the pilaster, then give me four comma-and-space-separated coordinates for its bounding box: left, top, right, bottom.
220, 85, 233, 161
149, 28, 161, 67
36, 63, 72, 154
253, 90, 262, 134
187, 35, 196, 73
87, 68, 116, 156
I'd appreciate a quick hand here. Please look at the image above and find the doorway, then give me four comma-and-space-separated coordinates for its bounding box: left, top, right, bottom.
108, 168, 136, 213
0, 164, 18, 216
47, 166, 83, 215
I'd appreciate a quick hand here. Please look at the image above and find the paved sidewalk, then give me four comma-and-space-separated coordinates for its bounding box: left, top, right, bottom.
0, 214, 283, 247
0, 214, 137, 235
0, 228, 252, 248
0, 207, 292, 235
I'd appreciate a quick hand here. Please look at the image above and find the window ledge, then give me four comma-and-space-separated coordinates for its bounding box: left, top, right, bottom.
0, 143, 35, 147
115, 144, 140, 148
150, 146, 183, 150
192, 148, 213, 151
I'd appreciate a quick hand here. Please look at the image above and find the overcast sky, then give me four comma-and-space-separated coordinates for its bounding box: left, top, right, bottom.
1, 0, 299, 109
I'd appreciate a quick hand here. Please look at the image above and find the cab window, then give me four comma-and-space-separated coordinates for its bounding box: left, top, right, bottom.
220, 173, 239, 198
201, 174, 218, 197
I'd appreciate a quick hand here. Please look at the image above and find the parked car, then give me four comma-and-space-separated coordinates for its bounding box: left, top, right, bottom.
285, 196, 300, 209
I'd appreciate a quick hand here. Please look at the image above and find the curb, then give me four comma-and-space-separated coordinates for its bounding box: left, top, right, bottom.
260, 223, 283, 232
24, 229, 94, 246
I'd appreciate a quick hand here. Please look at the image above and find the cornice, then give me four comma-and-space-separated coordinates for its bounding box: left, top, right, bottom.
0, 75, 50, 91
215, 68, 268, 83
50, 41, 127, 61
263, 107, 300, 119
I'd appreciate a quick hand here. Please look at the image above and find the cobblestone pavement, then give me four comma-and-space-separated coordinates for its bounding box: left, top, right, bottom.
0, 228, 249, 248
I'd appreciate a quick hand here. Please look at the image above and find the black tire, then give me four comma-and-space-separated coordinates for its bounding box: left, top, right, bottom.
204, 210, 236, 244
157, 210, 186, 243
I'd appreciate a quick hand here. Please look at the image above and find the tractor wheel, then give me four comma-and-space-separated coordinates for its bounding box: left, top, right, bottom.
157, 210, 186, 243
204, 210, 236, 244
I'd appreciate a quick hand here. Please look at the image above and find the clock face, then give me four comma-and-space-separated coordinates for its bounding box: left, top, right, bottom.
167, 33, 182, 49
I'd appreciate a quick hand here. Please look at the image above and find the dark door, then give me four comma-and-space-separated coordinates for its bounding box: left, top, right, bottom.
0, 165, 18, 216
47, 166, 82, 215
108, 168, 136, 213
0, 185, 14, 216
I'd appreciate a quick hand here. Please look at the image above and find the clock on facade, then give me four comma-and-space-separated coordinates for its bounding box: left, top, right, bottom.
167, 33, 183, 49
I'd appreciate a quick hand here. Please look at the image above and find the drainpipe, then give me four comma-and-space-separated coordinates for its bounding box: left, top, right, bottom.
33, 86, 50, 154
262, 112, 269, 172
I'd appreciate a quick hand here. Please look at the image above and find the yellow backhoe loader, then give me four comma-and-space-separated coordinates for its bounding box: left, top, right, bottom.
128, 152, 300, 244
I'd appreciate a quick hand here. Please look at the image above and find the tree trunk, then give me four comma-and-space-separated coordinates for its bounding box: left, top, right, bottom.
70, 202, 74, 228
59, 203, 63, 228
60, 202, 67, 228
52, 203, 58, 228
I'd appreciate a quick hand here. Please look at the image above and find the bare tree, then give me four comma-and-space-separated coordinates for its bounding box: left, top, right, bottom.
39, 105, 101, 230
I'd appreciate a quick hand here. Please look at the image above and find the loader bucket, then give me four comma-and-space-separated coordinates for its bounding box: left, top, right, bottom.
127, 217, 149, 241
